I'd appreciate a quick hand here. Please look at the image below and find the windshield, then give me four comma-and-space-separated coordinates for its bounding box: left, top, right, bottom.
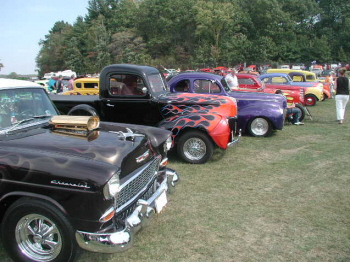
221, 78, 231, 92
148, 73, 168, 94
0, 88, 58, 131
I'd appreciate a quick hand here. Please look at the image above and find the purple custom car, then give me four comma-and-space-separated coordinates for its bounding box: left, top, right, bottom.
168, 72, 287, 137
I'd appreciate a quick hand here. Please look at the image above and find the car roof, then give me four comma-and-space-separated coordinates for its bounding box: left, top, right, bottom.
259, 73, 290, 78
168, 72, 223, 82
0, 78, 44, 89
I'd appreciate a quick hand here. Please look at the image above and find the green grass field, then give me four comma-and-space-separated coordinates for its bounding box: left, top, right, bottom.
1, 98, 349, 262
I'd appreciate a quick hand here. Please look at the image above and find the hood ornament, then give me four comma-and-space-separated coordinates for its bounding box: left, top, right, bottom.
109, 127, 145, 141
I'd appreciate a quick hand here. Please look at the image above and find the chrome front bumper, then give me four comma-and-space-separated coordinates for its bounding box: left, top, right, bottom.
75, 168, 179, 253
227, 116, 241, 147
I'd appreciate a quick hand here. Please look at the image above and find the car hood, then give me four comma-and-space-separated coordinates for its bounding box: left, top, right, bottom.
0, 124, 152, 186
229, 90, 285, 102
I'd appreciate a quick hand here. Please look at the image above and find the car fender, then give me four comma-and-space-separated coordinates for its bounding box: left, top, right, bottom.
157, 113, 231, 149
237, 102, 284, 131
0, 192, 67, 222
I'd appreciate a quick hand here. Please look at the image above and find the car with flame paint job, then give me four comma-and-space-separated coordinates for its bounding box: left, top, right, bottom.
167, 72, 287, 137
0, 78, 179, 262
50, 64, 240, 164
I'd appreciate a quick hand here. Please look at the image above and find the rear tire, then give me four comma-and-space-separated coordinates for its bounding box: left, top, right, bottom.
177, 130, 214, 164
1, 198, 80, 262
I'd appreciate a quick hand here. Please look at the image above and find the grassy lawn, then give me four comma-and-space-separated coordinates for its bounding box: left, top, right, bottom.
1, 98, 349, 262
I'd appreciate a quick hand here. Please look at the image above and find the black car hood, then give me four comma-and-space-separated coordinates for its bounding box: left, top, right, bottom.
0, 124, 150, 187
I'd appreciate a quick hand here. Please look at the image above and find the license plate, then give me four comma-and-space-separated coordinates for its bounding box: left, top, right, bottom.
155, 191, 168, 213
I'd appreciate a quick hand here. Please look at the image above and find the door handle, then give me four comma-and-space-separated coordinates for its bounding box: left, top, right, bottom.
106, 103, 114, 107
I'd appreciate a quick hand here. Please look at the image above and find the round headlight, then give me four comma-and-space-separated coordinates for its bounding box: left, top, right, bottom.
103, 172, 121, 200
164, 136, 173, 152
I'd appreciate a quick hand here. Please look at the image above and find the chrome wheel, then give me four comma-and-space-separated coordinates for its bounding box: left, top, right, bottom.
183, 137, 207, 161
15, 214, 62, 261
249, 118, 271, 137
177, 131, 214, 164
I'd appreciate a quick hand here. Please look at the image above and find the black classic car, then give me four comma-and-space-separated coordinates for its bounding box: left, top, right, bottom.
0, 79, 179, 262
50, 64, 240, 164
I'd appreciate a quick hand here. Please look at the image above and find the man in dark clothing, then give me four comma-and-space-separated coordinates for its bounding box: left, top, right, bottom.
55, 75, 63, 93
335, 68, 349, 124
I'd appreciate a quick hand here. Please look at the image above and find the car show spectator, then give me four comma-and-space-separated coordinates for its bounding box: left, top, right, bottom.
325, 72, 335, 98
66, 74, 75, 90
275, 89, 304, 125
225, 68, 239, 89
48, 77, 57, 93
55, 75, 64, 93
334, 68, 349, 124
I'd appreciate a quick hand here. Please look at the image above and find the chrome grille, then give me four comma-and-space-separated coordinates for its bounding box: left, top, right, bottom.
116, 156, 160, 211
115, 180, 156, 228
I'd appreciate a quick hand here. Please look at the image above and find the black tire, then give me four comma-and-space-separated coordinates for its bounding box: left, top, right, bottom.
68, 104, 98, 116
1, 198, 81, 262
247, 117, 272, 137
295, 104, 306, 122
304, 94, 317, 106
176, 130, 214, 164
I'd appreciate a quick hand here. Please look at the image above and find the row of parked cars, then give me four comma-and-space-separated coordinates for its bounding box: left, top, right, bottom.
0, 64, 330, 262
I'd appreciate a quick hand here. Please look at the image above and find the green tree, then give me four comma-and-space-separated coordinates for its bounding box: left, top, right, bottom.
36, 21, 73, 76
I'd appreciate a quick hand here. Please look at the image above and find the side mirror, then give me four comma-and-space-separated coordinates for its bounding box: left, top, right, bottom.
141, 87, 148, 94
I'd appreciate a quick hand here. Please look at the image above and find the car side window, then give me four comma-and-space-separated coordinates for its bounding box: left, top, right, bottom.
272, 77, 287, 83
238, 78, 255, 85
84, 82, 98, 89
174, 80, 190, 92
194, 80, 221, 94
109, 74, 145, 96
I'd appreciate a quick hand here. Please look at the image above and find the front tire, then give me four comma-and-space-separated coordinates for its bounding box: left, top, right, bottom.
248, 117, 272, 137
177, 130, 214, 164
305, 94, 317, 106
1, 198, 80, 262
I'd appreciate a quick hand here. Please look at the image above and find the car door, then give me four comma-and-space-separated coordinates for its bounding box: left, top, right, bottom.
100, 73, 162, 126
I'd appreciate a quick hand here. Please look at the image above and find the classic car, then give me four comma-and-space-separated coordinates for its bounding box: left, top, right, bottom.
61, 77, 99, 95
0, 78, 179, 262
236, 73, 305, 106
259, 73, 324, 106
288, 71, 332, 100
167, 72, 287, 137
50, 64, 240, 164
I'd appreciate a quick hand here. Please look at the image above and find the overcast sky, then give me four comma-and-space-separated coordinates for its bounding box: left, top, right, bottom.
0, 0, 90, 75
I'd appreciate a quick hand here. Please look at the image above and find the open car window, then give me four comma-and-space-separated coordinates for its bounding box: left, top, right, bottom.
193, 79, 221, 94
109, 74, 146, 96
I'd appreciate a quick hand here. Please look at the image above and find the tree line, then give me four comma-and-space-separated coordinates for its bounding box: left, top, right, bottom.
36, 0, 350, 76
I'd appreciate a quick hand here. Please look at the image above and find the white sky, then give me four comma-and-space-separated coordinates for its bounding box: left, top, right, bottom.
0, 0, 90, 75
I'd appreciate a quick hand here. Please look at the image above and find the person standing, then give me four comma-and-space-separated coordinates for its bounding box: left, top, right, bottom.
47, 77, 56, 93
66, 74, 75, 91
55, 75, 64, 93
334, 68, 349, 124
225, 69, 239, 89
325, 72, 335, 98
